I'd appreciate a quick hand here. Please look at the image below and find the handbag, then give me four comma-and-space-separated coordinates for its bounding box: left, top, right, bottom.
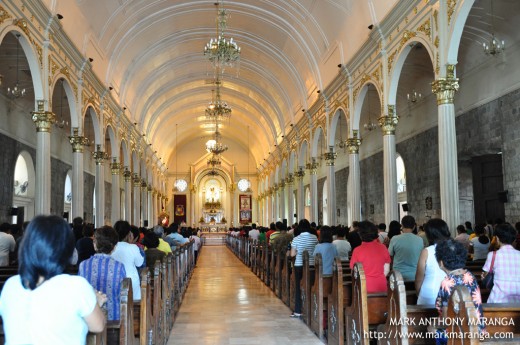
482, 251, 496, 290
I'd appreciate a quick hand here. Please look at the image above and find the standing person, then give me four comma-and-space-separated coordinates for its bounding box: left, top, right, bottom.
387, 220, 401, 240
388, 215, 423, 282
350, 221, 391, 293
415, 219, 450, 305
483, 223, 520, 303
290, 219, 318, 318
248, 223, 260, 241
189, 229, 201, 263
332, 226, 351, 261
0, 215, 106, 344
112, 220, 144, 301
0, 223, 16, 266
79, 226, 126, 321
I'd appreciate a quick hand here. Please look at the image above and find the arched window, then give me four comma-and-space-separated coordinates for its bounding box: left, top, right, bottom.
63, 171, 72, 223
14, 155, 29, 197
397, 155, 406, 193
13, 152, 36, 223
322, 181, 329, 225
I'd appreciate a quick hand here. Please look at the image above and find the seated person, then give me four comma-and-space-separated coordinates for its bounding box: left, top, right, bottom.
350, 221, 391, 293
142, 232, 166, 269
313, 226, 338, 277
435, 239, 485, 336
79, 226, 126, 321
469, 224, 490, 261
388, 215, 423, 281
332, 226, 351, 261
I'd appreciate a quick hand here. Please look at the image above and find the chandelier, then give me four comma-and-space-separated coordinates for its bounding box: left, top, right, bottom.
407, 90, 422, 103
364, 88, 377, 131
8, 34, 26, 99
204, 1, 241, 70
207, 154, 221, 167
205, 78, 232, 119
483, 0, 505, 56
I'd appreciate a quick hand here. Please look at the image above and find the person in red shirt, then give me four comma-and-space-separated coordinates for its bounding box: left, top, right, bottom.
350, 221, 391, 293
266, 222, 276, 243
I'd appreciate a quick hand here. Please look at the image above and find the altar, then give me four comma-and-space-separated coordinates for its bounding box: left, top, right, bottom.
199, 223, 228, 232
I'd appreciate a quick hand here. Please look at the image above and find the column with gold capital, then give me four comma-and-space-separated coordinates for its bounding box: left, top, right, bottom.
110, 158, 122, 225
92, 145, 109, 228
279, 180, 286, 221
324, 147, 338, 225
273, 183, 279, 221
379, 106, 399, 225
132, 173, 141, 226
229, 183, 237, 226
123, 168, 132, 222
69, 127, 89, 219
286, 174, 295, 225
147, 184, 153, 228
140, 180, 148, 226
296, 168, 305, 222
307, 159, 319, 223
346, 131, 362, 224
32, 100, 56, 215
432, 65, 460, 233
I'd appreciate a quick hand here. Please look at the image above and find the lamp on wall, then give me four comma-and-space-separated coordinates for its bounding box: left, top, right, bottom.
7, 34, 26, 99
363, 89, 377, 131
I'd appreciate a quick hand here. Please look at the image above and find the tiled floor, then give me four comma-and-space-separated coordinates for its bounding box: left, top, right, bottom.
167, 246, 323, 345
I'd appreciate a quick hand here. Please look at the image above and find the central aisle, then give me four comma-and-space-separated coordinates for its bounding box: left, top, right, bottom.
168, 245, 323, 345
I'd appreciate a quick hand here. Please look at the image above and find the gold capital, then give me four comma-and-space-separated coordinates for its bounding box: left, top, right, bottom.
110, 158, 121, 175
306, 159, 319, 175
123, 167, 132, 182
346, 130, 362, 154
133, 173, 141, 187
147, 184, 153, 192
141, 179, 147, 190
69, 128, 89, 153
324, 148, 337, 166
431, 66, 459, 105
92, 145, 109, 165
296, 169, 305, 180
286, 174, 295, 185
378, 106, 399, 136
32, 100, 56, 133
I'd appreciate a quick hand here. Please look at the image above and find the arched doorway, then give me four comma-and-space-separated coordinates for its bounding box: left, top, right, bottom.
12, 152, 36, 224
322, 181, 329, 225
396, 154, 408, 218
64, 171, 72, 223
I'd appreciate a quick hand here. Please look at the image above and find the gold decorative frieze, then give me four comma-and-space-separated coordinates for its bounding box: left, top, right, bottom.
49, 56, 59, 76
387, 50, 398, 74
399, 30, 417, 51
13, 19, 30, 37
417, 19, 431, 39
60, 67, 71, 80
447, 0, 457, 25
0, 6, 12, 25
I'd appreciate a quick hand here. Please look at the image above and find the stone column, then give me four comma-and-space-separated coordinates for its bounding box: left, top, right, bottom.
279, 180, 286, 221
296, 168, 305, 222
273, 184, 279, 221
133, 173, 141, 226
287, 174, 295, 225
110, 158, 122, 225
141, 180, 148, 226
346, 131, 362, 224
190, 184, 196, 227
31, 100, 56, 215
307, 159, 319, 223
69, 127, 88, 219
267, 189, 273, 223
92, 145, 108, 227
324, 148, 338, 225
152, 190, 159, 225
379, 106, 399, 225
432, 65, 460, 233
123, 168, 132, 222
147, 185, 153, 228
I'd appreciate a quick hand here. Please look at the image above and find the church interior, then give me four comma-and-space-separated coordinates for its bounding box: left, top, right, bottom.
0, 0, 519, 343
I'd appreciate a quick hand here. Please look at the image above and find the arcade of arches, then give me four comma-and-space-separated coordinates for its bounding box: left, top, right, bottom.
0, 0, 519, 234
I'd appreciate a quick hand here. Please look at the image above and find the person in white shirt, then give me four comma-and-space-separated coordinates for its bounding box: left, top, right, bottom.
0, 223, 16, 266
333, 226, 351, 260
248, 223, 260, 240
112, 220, 144, 300
377, 223, 388, 244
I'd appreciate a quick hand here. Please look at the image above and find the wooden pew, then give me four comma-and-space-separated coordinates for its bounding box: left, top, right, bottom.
301, 251, 315, 326
345, 263, 388, 345
327, 258, 352, 345
269, 247, 277, 290
281, 250, 293, 308
152, 262, 164, 345
264, 245, 272, 286
139, 268, 152, 345
87, 328, 107, 345
377, 270, 437, 345
274, 247, 285, 299
447, 286, 520, 345
310, 253, 333, 340
107, 278, 135, 345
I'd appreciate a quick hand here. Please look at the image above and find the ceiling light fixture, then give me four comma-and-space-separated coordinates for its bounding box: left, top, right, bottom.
204, 0, 241, 71
483, 0, 505, 56
7, 34, 26, 99
407, 89, 422, 103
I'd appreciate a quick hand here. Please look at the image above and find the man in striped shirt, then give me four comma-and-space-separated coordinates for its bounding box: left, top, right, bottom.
289, 219, 318, 318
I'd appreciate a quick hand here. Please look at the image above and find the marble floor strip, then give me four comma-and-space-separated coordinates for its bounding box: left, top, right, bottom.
167, 245, 323, 345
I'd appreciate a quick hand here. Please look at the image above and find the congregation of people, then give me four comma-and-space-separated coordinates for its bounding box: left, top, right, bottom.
0, 217, 201, 344
228, 216, 520, 337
